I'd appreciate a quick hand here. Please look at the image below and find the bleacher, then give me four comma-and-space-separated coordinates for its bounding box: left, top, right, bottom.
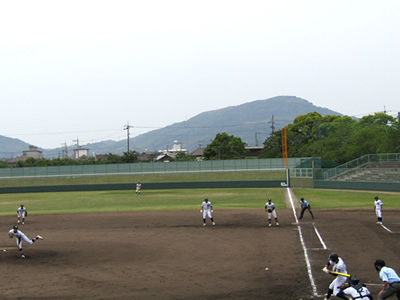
332, 161, 400, 182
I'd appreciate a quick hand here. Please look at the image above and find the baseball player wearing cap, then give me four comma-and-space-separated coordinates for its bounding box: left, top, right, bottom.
17, 204, 28, 224
264, 198, 279, 227
374, 196, 383, 224
322, 253, 348, 299
342, 276, 373, 300
200, 198, 215, 226
8, 225, 44, 258
136, 182, 142, 196
299, 198, 314, 220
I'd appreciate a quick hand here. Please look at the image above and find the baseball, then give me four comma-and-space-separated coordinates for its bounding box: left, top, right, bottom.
265, 267, 269, 271
3, 249, 6, 252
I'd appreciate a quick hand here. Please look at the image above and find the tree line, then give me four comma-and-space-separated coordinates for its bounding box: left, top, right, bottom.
259, 112, 400, 166
1, 112, 399, 168
0, 151, 142, 168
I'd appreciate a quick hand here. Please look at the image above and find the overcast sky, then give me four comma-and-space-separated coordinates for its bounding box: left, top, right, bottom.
1, 0, 399, 149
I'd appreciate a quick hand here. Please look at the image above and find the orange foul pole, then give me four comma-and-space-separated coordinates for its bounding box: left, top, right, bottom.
281, 127, 288, 169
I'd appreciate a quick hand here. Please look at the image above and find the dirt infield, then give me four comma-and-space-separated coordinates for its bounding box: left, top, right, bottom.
1, 206, 400, 299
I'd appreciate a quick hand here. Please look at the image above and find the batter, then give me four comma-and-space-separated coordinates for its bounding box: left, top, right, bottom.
323, 253, 348, 299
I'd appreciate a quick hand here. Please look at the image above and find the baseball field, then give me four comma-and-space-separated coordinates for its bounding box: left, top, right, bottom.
1, 188, 399, 299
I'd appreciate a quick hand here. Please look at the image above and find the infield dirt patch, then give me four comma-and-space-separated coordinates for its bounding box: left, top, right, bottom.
1, 208, 399, 299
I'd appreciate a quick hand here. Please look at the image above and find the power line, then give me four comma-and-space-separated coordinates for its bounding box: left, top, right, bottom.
2, 119, 296, 139
2, 128, 124, 137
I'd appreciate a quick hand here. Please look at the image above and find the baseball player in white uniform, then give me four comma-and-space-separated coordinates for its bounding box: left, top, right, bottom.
264, 198, 279, 227
200, 198, 215, 226
322, 253, 348, 300
342, 276, 373, 300
136, 182, 142, 196
8, 225, 44, 258
17, 204, 28, 224
374, 195, 383, 224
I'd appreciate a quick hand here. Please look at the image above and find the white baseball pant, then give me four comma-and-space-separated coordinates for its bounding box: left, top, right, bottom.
203, 210, 212, 219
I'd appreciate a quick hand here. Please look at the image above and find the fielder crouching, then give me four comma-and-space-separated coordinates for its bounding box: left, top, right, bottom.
341, 276, 373, 300
8, 225, 44, 258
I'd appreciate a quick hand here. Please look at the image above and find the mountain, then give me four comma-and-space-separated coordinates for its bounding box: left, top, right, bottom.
0, 135, 32, 159
125, 96, 341, 153
1, 96, 342, 159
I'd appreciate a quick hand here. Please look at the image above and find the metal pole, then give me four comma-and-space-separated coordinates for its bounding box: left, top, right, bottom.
124, 122, 134, 152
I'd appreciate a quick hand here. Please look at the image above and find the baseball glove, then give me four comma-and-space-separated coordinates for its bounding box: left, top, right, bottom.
268, 209, 272, 213
9, 233, 13, 238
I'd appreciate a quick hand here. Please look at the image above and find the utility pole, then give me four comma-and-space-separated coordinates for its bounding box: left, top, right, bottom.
73, 137, 79, 159
271, 115, 275, 134
61, 142, 68, 158
255, 132, 261, 146
124, 122, 134, 152
281, 127, 288, 169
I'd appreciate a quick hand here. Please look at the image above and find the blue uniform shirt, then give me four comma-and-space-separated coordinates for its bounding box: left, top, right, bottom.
300, 200, 310, 208
380, 266, 400, 283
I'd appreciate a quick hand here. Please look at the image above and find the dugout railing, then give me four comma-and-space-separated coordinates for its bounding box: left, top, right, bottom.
321, 153, 400, 181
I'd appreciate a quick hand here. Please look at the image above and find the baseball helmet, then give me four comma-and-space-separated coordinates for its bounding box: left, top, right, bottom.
350, 276, 360, 285
13, 225, 18, 229
329, 253, 339, 262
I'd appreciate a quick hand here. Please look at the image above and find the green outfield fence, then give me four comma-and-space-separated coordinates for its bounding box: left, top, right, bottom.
0, 158, 320, 193
0, 157, 314, 178
2, 155, 398, 193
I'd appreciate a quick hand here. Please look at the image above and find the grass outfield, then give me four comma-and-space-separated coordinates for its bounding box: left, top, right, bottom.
0, 188, 285, 215
0, 188, 398, 216
0, 170, 286, 187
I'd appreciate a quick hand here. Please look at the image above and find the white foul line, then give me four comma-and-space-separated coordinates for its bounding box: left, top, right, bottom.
381, 224, 393, 233
287, 188, 320, 297
313, 223, 328, 250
